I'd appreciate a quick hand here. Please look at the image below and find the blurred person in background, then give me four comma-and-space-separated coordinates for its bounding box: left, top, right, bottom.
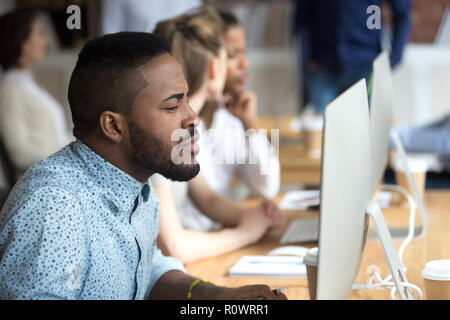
0, 31, 286, 300
0, 9, 72, 180
152, 6, 282, 264
198, 10, 280, 201
293, 0, 410, 114
101, 0, 202, 35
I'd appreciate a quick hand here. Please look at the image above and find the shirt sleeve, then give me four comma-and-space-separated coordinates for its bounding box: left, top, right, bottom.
0, 186, 89, 300
235, 130, 281, 198
389, 0, 411, 68
147, 247, 185, 298
394, 114, 450, 155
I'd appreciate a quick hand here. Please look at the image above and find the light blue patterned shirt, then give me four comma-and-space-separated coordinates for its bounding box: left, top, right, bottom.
0, 140, 185, 300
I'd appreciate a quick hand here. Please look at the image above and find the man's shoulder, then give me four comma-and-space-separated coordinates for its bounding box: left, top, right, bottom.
26, 144, 90, 188
4, 144, 94, 211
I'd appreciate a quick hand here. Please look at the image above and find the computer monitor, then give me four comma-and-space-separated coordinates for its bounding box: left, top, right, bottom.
316, 79, 372, 299
369, 51, 427, 239
370, 51, 393, 195
315, 78, 417, 300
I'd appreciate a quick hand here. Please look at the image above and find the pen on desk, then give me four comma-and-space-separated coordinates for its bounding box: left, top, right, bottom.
249, 287, 287, 300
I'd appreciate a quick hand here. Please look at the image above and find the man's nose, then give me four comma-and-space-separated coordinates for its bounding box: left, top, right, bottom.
181, 103, 200, 129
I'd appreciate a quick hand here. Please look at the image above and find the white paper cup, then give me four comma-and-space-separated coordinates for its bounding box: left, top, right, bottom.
393, 156, 428, 205
393, 155, 428, 174
303, 117, 323, 158
422, 260, 450, 300
304, 247, 318, 300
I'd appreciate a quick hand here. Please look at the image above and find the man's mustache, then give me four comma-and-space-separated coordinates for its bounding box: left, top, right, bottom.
176, 125, 198, 145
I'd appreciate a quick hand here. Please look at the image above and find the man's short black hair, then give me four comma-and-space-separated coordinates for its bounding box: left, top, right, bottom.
68, 32, 171, 137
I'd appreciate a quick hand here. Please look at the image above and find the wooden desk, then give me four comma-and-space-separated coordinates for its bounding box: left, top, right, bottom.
185, 190, 450, 300
231, 144, 321, 186
279, 145, 321, 186
258, 115, 322, 186
231, 141, 321, 187
259, 115, 303, 141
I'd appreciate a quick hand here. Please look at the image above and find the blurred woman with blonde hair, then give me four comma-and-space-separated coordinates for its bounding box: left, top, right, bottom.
151, 5, 282, 264
189, 10, 281, 233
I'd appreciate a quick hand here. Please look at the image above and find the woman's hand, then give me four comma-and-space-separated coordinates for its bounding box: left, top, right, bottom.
225, 91, 259, 130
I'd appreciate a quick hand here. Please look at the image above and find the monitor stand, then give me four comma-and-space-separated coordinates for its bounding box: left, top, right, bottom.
390, 130, 428, 239
365, 201, 415, 300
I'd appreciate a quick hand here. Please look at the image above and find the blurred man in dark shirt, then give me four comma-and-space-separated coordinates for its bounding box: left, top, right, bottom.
294, 0, 410, 114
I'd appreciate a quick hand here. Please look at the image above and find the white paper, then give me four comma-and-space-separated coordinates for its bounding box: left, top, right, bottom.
279, 190, 320, 210
228, 255, 306, 278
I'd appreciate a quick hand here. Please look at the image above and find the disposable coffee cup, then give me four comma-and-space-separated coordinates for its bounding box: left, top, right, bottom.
393, 156, 427, 205
421, 260, 450, 300
304, 247, 318, 300
303, 117, 323, 158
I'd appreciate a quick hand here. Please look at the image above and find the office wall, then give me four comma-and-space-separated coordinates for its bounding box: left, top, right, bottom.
32, 50, 78, 130
0, 165, 7, 189
33, 44, 450, 124
392, 44, 450, 126
246, 47, 301, 116
0, 0, 14, 15
410, 0, 450, 43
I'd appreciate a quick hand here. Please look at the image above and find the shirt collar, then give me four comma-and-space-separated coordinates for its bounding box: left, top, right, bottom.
3, 68, 34, 83
72, 139, 149, 212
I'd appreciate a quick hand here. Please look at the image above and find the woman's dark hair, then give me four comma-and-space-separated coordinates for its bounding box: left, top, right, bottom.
0, 9, 41, 71
219, 10, 240, 31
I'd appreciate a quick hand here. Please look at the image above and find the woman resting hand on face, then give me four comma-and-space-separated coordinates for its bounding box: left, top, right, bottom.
151, 6, 283, 264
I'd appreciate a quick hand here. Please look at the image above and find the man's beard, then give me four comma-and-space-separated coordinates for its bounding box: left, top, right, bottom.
128, 120, 200, 182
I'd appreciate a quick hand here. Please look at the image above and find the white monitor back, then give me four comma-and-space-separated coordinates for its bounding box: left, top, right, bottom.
370, 51, 394, 194
317, 79, 373, 300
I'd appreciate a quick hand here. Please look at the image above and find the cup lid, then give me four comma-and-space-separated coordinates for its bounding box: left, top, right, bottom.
304, 247, 318, 266
421, 260, 450, 281
289, 117, 303, 132
303, 116, 324, 131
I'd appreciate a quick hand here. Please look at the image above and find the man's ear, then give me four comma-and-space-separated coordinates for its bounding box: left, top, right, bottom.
98, 111, 126, 143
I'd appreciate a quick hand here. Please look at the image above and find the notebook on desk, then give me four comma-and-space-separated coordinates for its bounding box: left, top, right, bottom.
228, 255, 306, 278
278, 190, 320, 211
